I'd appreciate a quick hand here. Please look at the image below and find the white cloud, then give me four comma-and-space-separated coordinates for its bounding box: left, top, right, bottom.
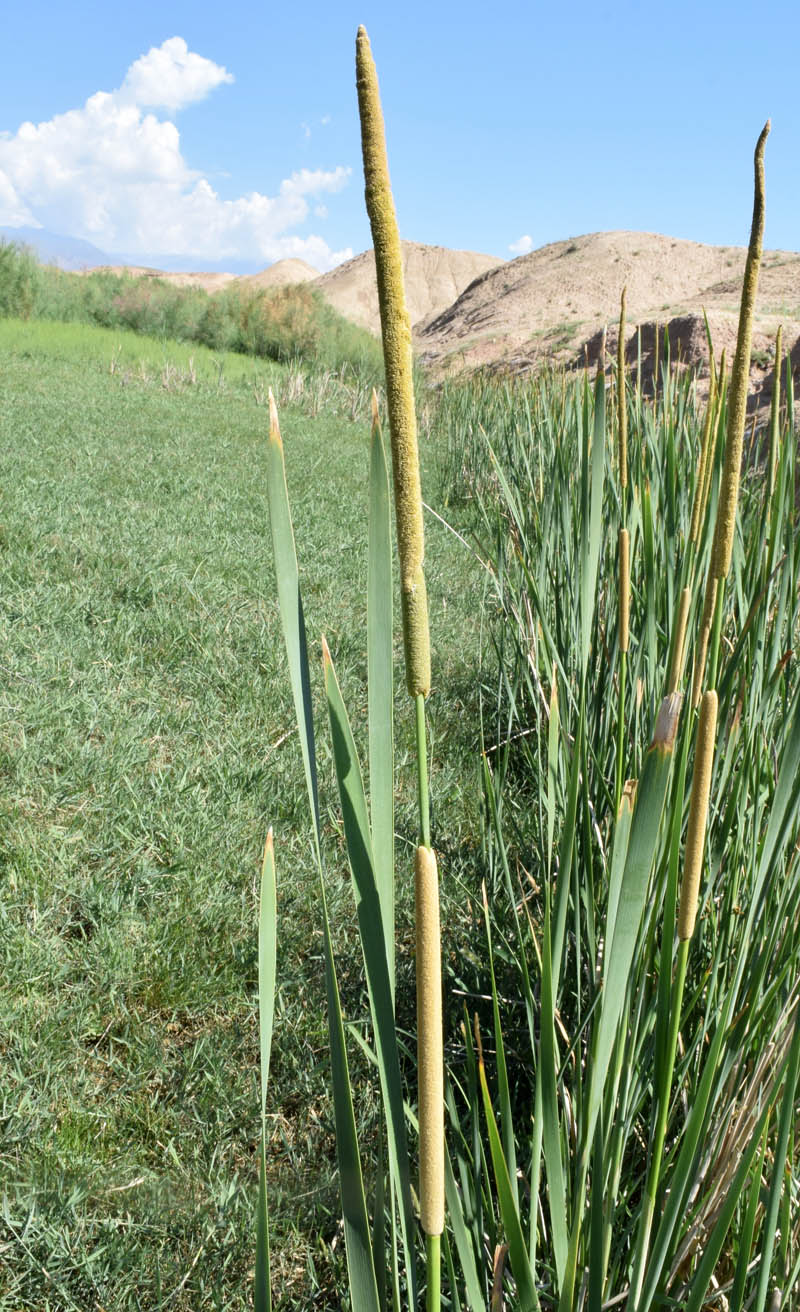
509, 234, 534, 256
119, 37, 233, 112
0, 38, 352, 271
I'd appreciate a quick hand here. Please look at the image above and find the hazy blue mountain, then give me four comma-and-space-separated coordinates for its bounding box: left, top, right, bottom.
0, 226, 112, 270
0, 226, 261, 275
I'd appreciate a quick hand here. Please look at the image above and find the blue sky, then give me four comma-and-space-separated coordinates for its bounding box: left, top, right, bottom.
1, 1, 797, 271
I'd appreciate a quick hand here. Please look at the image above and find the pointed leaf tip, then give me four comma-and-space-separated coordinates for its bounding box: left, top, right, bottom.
321, 634, 331, 668
268, 389, 281, 445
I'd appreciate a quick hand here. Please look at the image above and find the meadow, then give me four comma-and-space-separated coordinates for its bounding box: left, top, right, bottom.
0, 316, 484, 1307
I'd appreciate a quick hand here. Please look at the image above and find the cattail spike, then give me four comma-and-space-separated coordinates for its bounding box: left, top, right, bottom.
678, 691, 718, 939
711, 122, 770, 580
356, 27, 430, 697
415, 846, 444, 1235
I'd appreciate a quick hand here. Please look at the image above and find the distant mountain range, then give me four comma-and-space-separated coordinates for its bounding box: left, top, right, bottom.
0, 226, 264, 276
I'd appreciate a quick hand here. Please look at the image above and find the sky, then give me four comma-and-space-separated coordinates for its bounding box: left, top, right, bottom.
1, 1, 798, 273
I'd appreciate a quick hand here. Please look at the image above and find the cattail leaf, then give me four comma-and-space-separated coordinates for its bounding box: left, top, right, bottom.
594, 698, 680, 1102
478, 1054, 540, 1311
264, 393, 322, 856
368, 403, 395, 983
579, 372, 606, 674
539, 896, 568, 1285
264, 396, 380, 1310
254, 831, 277, 1312
681, 1099, 772, 1312
481, 886, 518, 1212
320, 892, 382, 1312
323, 640, 417, 1301
730, 1119, 771, 1311
753, 1003, 800, 1312
444, 1148, 487, 1312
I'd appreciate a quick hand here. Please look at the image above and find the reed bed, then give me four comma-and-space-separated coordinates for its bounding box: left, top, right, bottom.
260, 33, 800, 1311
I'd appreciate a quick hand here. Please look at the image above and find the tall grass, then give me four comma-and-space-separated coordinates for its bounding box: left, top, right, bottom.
432, 312, 799, 1307
260, 31, 800, 1312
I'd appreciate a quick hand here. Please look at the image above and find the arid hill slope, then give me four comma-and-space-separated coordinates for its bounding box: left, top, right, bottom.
313, 240, 503, 334
416, 231, 800, 392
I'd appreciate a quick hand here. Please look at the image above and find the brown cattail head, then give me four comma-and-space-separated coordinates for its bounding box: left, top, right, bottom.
678, 691, 718, 939
356, 27, 430, 697
667, 587, 691, 694
617, 286, 628, 489
711, 121, 770, 581
618, 528, 630, 653
415, 845, 444, 1234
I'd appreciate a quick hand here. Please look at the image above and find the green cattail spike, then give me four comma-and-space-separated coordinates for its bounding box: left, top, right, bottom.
678, 691, 718, 940
711, 120, 770, 581
617, 286, 628, 490
668, 586, 691, 695
768, 324, 783, 497
415, 845, 444, 1236
618, 528, 630, 652
356, 26, 430, 698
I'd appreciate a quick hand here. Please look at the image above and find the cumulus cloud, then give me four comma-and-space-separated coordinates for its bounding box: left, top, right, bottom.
509, 234, 534, 256
0, 38, 352, 271
119, 37, 233, 112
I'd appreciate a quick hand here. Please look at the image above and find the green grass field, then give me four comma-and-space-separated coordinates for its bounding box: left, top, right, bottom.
0, 319, 484, 1309
4, 307, 800, 1312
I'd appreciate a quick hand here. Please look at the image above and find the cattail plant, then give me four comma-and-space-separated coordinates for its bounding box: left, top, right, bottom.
356, 24, 443, 1309
697, 121, 770, 699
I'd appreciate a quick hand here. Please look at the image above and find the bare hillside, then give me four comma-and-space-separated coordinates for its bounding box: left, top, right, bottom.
416, 231, 800, 389
235, 259, 319, 291
313, 240, 503, 334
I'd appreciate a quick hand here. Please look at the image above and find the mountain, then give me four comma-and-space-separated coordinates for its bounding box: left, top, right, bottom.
312, 241, 504, 334
0, 226, 112, 270
416, 231, 800, 396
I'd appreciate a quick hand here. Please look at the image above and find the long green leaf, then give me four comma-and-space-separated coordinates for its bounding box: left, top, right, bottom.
478, 1049, 539, 1311
368, 403, 395, 982
264, 394, 380, 1311
323, 641, 417, 1306
255, 830, 277, 1312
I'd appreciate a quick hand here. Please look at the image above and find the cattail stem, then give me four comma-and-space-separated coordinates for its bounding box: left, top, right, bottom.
667, 587, 691, 695
678, 691, 718, 940
415, 693, 431, 848
705, 577, 726, 696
